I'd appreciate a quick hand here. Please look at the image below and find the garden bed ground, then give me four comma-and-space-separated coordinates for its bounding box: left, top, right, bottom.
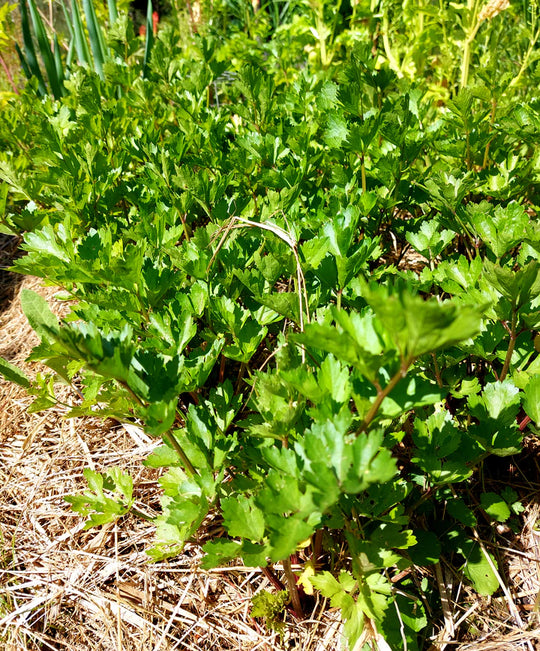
1, 236, 540, 650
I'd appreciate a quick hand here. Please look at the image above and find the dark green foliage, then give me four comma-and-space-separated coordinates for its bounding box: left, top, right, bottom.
1, 2, 539, 648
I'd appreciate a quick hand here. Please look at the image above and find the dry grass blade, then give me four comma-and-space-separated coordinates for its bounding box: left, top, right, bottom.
470, 528, 532, 651
427, 562, 455, 650
208, 215, 310, 361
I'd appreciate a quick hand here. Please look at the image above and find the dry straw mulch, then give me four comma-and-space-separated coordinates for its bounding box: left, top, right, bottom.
1, 252, 540, 650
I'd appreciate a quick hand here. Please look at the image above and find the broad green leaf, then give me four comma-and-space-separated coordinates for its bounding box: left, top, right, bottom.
300, 417, 397, 495
310, 571, 349, 603
468, 380, 520, 425
361, 281, 482, 360
468, 382, 522, 456
142, 400, 177, 436
143, 444, 180, 468
201, 540, 243, 569
523, 375, 540, 427
292, 310, 388, 381
20, 290, 59, 340
483, 260, 540, 311
324, 113, 349, 148
459, 539, 499, 596
65, 468, 134, 529
463, 201, 529, 259
340, 594, 366, 649
268, 514, 318, 561
380, 374, 442, 418
222, 496, 265, 542
406, 219, 454, 257
344, 431, 397, 493
500, 487, 525, 515
408, 531, 441, 565
317, 354, 351, 403
413, 409, 462, 458
480, 492, 511, 522
357, 572, 392, 621
446, 499, 477, 527
0, 357, 31, 388
201, 539, 268, 569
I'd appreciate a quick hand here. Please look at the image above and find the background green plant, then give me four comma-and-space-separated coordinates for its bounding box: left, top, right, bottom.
14, 0, 156, 98
0, 1, 539, 648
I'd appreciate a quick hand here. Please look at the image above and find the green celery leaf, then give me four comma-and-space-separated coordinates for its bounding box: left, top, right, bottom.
523, 375, 540, 426
458, 538, 499, 596
201, 540, 243, 569
21, 289, 59, 340
310, 571, 346, 602
361, 280, 482, 360
221, 495, 265, 542
380, 374, 442, 417
267, 515, 316, 561
0, 357, 31, 388
406, 219, 454, 258
463, 201, 528, 259
468, 380, 522, 455
357, 572, 392, 621
480, 492, 511, 522
65, 468, 134, 529
201, 539, 268, 569
447, 499, 477, 526
292, 310, 389, 381
408, 531, 441, 565
483, 260, 540, 311
143, 444, 180, 468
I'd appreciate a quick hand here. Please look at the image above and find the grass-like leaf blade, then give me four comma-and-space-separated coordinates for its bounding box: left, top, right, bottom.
53, 34, 65, 86
68, 0, 91, 67
26, 0, 64, 98
82, 0, 106, 78
143, 0, 154, 78
107, 0, 118, 24
0, 357, 31, 388
18, 0, 47, 94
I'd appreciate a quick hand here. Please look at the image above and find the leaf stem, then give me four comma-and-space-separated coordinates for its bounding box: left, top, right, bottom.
508, 23, 540, 91
381, 13, 403, 77
219, 354, 226, 383
312, 529, 323, 568
361, 153, 367, 194
499, 311, 517, 382
282, 556, 304, 620
481, 98, 497, 170
118, 380, 196, 475
336, 288, 343, 310
432, 352, 443, 388
260, 565, 285, 591
358, 361, 411, 433
460, 0, 483, 90
162, 430, 197, 476
131, 506, 154, 522
235, 362, 247, 393
0, 54, 20, 95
